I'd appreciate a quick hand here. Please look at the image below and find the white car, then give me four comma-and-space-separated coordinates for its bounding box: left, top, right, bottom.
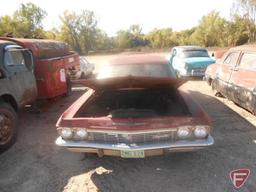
79, 57, 95, 78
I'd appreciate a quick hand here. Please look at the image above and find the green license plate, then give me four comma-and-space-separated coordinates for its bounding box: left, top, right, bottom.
121, 150, 145, 158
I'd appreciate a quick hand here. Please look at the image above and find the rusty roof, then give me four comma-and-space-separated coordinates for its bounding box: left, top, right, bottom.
0, 37, 62, 44
0, 39, 15, 44
108, 54, 168, 65
230, 44, 256, 52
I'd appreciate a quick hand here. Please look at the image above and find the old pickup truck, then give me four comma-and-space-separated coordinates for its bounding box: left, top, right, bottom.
56, 55, 214, 158
0, 37, 80, 98
0, 40, 37, 152
0, 38, 80, 152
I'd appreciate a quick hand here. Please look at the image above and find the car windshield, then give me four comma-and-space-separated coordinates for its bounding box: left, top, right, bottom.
181, 50, 209, 58
97, 64, 175, 79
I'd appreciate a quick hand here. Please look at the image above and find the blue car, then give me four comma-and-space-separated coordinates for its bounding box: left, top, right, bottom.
169, 46, 215, 77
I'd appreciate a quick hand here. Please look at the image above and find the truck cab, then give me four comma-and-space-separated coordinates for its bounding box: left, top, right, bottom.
0, 40, 37, 152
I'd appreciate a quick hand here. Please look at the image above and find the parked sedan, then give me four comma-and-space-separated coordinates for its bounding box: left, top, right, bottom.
56, 55, 214, 158
205, 45, 256, 115
169, 46, 215, 77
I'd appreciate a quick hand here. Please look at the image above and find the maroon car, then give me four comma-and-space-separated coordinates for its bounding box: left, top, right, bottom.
56, 55, 214, 158
205, 45, 256, 115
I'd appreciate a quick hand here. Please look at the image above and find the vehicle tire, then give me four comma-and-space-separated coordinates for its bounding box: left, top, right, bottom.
65, 78, 72, 97
211, 79, 222, 97
80, 72, 86, 79
175, 70, 181, 78
0, 102, 18, 153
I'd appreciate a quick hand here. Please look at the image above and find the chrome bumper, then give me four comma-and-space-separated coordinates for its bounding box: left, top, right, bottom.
56, 135, 214, 152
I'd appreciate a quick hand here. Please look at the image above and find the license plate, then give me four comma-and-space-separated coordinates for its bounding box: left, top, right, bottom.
121, 150, 145, 158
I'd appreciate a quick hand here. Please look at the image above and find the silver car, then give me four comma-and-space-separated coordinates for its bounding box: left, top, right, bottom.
79, 57, 95, 78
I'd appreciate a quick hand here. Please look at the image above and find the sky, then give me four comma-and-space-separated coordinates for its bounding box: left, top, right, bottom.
2, 0, 235, 36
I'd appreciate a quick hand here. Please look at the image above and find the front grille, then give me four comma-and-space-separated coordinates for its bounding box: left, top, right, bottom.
87, 131, 176, 144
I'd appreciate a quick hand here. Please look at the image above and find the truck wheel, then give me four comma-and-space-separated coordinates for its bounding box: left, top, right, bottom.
0, 102, 17, 153
65, 78, 72, 97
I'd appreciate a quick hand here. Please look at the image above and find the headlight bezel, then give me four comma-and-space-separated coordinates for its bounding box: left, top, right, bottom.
177, 125, 210, 140
177, 126, 192, 139
193, 126, 209, 139
57, 127, 88, 140
57, 127, 73, 140
73, 128, 88, 140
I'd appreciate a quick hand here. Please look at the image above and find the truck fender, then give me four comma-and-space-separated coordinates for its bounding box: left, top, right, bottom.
0, 94, 18, 111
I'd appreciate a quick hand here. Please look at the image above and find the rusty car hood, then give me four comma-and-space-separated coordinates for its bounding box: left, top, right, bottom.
72, 76, 187, 90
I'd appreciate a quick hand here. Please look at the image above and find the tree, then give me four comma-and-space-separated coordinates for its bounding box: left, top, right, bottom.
234, 0, 256, 42
191, 11, 228, 47
0, 16, 15, 36
0, 3, 46, 38
226, 15, 249, 45
59, 10, 98, 54
114, 25, 147, 49
94, 29, 114, 50
115, 30, 134, 49
146, 28, 175, 48
13, 3, 47, 38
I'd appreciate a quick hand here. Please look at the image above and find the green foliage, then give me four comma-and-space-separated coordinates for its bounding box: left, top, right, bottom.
146, 28, 175, 48
115, 25, 147, 49
1, 1, 256, 53
0, 3, 46, 38
191, 11, 228, 47
59, 10, 84, 53
234, 0, 256, 42
58, 10, 113, 54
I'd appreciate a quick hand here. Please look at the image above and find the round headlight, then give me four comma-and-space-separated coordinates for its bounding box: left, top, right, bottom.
177, 127, 191, 139
74, 128, 88, 139
194, 126, 208, 139
58, 128, 73, 139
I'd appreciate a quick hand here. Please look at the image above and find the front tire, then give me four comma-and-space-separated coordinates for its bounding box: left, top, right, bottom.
80, 72, 86, 79
64, 78, 72, 97
211, 79, 222, 97
0, 102, 18, 153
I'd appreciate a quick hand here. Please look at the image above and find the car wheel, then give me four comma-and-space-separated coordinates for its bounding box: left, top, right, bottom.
0, 102, 18, 153
64, 78, 72, 97
211, 79, 222, 97
175, 70, 181, 78
80, 72, 86, 79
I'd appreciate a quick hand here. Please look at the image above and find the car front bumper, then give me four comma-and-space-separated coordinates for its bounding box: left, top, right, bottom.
56, 135, 214, 157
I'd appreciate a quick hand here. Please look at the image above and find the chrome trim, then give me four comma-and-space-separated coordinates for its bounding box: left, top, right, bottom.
56, 135, 214, 151
4, 45, 24, 51
86, 128, 178, 134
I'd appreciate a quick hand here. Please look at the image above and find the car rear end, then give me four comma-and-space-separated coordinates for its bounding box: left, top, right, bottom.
178, 47, 215, 77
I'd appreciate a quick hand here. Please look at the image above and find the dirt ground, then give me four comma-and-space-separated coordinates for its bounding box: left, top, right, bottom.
1, 53, 256, 192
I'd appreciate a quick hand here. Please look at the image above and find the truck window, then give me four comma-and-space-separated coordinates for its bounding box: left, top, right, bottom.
4, 50, 25, 66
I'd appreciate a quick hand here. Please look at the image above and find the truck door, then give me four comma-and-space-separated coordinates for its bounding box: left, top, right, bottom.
216, 51, 240, 98
3, 45, 37, 106
229, 52, 256, 112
